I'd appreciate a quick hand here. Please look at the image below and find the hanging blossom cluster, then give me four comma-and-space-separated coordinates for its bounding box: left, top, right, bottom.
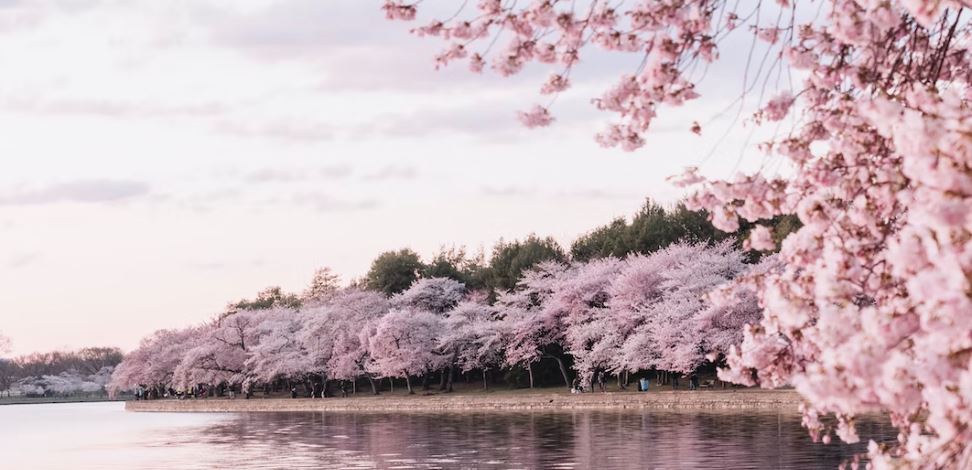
384, 0, 972, 467
384, 0, 720, 147
685, 5, 972, 469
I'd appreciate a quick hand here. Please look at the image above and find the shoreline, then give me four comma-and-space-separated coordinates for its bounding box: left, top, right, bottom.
0, 397, 126, 406
126, 389, 802, 413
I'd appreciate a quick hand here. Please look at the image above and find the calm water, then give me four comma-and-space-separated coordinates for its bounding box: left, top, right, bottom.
2, 401, 896, 469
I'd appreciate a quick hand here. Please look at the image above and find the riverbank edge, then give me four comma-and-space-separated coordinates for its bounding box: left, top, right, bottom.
1, 397, 126, 406
126, 389, 802, 413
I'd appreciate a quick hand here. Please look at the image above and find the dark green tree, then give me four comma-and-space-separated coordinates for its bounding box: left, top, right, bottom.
366, 248, 424, 295
574, 198, 803, 263
487, 235, 566, 292
570, 218, 630, 262
421, 246, 488, 290
227, 286, 302, 314
571, 199, 731, 261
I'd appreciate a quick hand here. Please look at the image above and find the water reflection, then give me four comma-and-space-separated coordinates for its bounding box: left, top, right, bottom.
166, 410, 895, 469
4, 403, 896, 469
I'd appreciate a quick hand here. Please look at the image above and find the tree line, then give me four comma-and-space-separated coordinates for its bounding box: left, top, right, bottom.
0, 347, 124, 398
109, 200, 792, 397
358, 199, 792, 297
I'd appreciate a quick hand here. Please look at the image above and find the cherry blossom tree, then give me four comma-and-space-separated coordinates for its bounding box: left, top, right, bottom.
109, 327, 204, 395
391, 277, 466, 314
15, 368, 112, 397
365, 308, 446, 394
603, 253, 672, 375
246, 310, 311, 388
386, 277, 465, 390
439, 300, 508, 390
305, 288, 390, 394
604, 242, 752, 378
697, 256, 777, 361
464, 309, 511, 390
498, 260, 573, 388
548, 257, 624, 386
384, 1, 972, 466
622, 242, 749, 374
174, 308, 279, 391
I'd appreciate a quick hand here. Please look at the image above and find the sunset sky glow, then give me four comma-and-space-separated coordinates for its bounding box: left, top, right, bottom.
0, 0, 774, 355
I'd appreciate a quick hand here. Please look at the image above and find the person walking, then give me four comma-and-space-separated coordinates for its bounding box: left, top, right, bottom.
291, 386, 298, 399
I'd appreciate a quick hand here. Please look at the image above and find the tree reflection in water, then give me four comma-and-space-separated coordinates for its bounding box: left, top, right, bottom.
176, 410, 895, 469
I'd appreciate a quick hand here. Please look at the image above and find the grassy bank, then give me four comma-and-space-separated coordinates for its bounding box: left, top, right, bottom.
127, 387, 801, 413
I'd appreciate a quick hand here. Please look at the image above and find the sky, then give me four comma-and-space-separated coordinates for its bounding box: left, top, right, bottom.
0, 0, 787, 355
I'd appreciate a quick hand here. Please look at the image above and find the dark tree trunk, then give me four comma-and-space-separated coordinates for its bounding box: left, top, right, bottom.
405, 375, 414, 394
547, 354, 571, 390
482, 369, 488, 390
368, 377, 379, 395
422, 371, 431, 391
389, 377, 394, 393
527, 364, 535, 389
445, 366, 455, 392
439, 366, 449, 391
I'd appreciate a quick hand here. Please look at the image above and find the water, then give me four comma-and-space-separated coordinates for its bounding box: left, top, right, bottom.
3, 401, 896, 469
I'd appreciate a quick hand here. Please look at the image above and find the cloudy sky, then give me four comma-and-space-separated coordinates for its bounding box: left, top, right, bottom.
0, 0, 782, 355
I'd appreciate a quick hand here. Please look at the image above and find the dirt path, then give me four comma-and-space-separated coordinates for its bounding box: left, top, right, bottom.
127, 389, 802, 413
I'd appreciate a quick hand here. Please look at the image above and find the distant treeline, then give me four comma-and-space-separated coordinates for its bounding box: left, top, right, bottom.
0, 347, 124, 397
229, 199, 798, 309
108, 199, 795, 397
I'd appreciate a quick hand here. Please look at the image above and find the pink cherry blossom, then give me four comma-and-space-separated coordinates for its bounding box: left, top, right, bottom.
384, 1, 972, 465
392, 277, 466, 314
744, 226, 776, 252
761, 93, 794, 122
517, 105, 554, 128
540, 74, 571, 95
365, 308, 445, 394
381, 1, 416, 21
